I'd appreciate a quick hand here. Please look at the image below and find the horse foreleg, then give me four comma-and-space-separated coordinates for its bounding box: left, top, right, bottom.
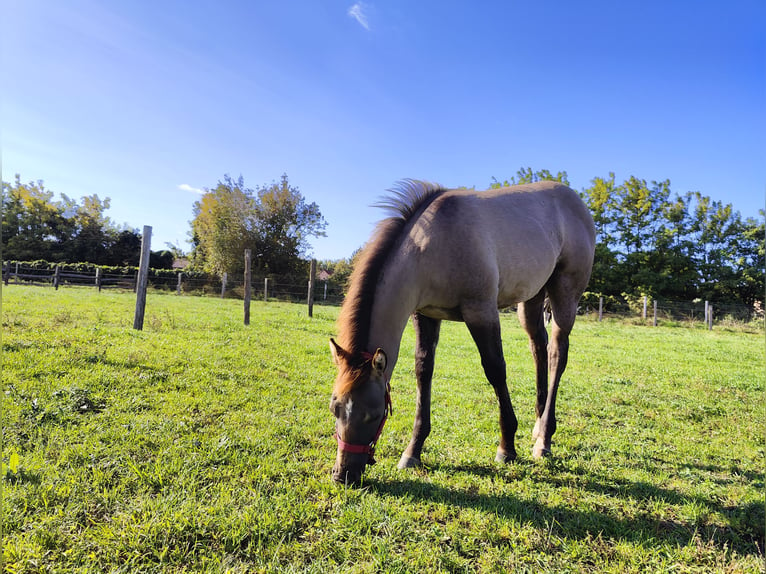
399, 313, 441, 469
464, 306, 517, 463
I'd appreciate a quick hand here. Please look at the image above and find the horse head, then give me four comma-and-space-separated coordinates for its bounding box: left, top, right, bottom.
329, 338, 391, 486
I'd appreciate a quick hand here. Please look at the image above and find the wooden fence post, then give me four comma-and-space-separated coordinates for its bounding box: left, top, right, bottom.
642, 296, 648, 320
598, 296, 604, 322
704, 301, 709, 326
53, 265, 61, 290
3, 261, 9, 285
96, 268, 102, 291
221, 272, 227, 298
708, 305, 713, 331
264, 278, 269, 302
653, 300, 658, 327
244, 250, 252, 326
307, 259, 317, 317
176, 272, 183, 295
133, 225, 152, 330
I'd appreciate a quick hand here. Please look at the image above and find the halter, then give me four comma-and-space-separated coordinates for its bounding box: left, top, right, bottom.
334, 353, 393, 466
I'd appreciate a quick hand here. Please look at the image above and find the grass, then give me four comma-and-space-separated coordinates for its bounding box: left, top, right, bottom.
2, 285, 764, 573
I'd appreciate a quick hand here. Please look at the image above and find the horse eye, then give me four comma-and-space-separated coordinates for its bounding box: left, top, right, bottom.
330, 397, 342, 418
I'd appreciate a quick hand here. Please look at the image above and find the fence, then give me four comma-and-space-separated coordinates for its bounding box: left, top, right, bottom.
2, 260, 762, 328
580, 293, 761, 325
1, 261, 346, 305
2, 261, 137, 290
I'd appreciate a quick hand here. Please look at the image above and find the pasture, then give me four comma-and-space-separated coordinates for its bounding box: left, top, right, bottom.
2, 285, 763, 573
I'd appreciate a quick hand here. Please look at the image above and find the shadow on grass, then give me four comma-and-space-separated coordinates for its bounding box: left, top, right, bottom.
366, 458, 764, 559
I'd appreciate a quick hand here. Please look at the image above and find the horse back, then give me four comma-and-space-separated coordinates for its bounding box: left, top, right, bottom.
403, 181, 595, 311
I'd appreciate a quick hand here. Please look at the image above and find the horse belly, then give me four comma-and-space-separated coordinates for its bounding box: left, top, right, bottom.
417, 305, 464, 321
492, 230, 559, 306
496, 253, 557, 306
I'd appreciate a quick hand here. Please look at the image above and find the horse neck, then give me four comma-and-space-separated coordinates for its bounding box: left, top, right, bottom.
366, 256, 418, 378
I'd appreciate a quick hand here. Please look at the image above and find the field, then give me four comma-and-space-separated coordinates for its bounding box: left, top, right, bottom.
2, 285, 764, 573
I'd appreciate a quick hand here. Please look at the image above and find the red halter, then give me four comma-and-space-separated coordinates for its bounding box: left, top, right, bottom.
335, 380, 393, 466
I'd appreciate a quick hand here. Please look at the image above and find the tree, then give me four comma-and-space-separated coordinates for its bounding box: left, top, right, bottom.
189, 175, 257, 276
2, 176, 68, 260
490, 167, 569, 189
734, 212, 765, 307
189, 173, 327, 277
570, 172, 762, 306
110, 230, 142, 266
253, 174, 327, 274
150, 250, 175, 269
63, 194, 116, 263
581, 173, 619, 246
1, 175, 140, 265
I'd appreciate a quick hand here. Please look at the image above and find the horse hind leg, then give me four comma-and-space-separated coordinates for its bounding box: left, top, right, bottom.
533, 280, 580, 459
517, 292, 549, 447
399, 313, 441, 469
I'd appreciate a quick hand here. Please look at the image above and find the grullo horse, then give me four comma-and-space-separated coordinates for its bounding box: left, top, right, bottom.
329, 180, 595, 485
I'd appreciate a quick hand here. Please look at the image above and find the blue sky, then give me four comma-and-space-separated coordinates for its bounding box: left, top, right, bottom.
2, 0, 764, 260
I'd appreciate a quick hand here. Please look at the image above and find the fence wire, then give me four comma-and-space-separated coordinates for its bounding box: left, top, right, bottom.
3, 261, 761, 325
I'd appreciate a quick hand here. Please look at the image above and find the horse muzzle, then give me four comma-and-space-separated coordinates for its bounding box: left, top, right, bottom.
331, 454, 368, 486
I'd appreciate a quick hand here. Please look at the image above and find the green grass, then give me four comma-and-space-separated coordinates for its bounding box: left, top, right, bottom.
2, 285, 764, 573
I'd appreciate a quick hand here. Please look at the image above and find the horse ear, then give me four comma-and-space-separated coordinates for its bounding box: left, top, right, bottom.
372, 348, 387, 373
329, 338, 344, 365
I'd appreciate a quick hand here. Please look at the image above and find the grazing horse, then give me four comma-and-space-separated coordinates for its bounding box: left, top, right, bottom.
329, 180, 595, 485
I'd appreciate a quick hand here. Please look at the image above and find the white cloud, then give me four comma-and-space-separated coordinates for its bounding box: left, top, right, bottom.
348, 2, 370, 30
178, 183, 204, 195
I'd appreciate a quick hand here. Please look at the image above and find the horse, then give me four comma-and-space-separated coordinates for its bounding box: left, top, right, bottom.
329, 180, 595, 485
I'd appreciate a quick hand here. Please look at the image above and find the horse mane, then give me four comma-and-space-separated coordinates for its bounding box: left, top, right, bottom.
335, 180, 445, 379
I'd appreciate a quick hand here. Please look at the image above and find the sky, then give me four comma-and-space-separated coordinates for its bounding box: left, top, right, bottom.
2, 0, 764, 261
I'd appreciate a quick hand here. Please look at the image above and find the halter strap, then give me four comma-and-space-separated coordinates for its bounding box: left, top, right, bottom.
335, 381, 392, 465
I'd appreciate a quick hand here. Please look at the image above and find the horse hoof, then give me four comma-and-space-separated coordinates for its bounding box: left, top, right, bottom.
532, 445, 552, 459
397, 455, 422, 469
495, 448, 516, 464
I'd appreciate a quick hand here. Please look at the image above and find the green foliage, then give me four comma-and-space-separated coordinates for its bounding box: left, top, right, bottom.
579, 174, 764, 306
2, 286, 763, 572
254, 174, 327, 275
190, 173, 327, 277
149, 250, 175, 270
490, 167, 570, 189
189, 174, 257, 277
317, 256, 356, 298
490, 168, 764, 307
1, 174, 142, 265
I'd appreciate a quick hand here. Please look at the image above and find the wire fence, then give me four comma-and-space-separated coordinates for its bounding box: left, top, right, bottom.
578, 295, 761, 327
1, 260, 346, 305
3, 261, 762, 328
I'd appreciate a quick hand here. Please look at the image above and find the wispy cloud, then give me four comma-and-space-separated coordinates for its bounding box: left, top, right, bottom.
178, 183, 204, 195
348, 2, 370, 30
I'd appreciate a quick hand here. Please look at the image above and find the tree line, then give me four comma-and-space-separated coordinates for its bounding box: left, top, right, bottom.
2, 169, 763, 308
1, 175, 175, 268
492, 168, 764, 307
